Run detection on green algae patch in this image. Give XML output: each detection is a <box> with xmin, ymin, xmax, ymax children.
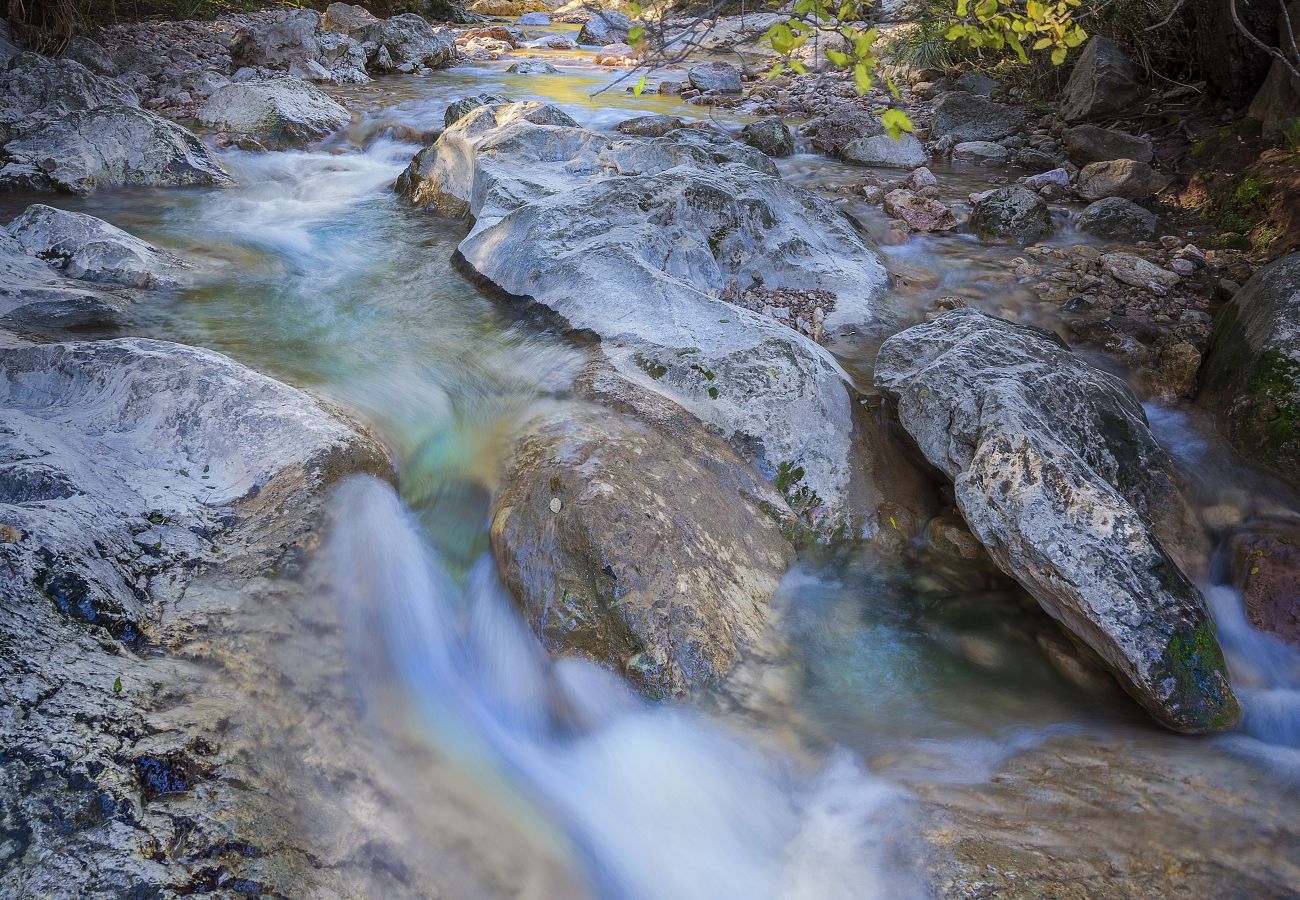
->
<box><xmin>1160</xmin><ymin>622</ymin><xmax>1241</xmax><ymax>732</ymax></box>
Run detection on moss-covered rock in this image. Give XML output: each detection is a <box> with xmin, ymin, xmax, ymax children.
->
<box><xmin>1200</xmin><ymin>252</ymin><xmax>1300</xmax><ymax>487</ymax></box>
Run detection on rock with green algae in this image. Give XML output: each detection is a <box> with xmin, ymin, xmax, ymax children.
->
<box><xmin>874</xmin><ymin>309</ymin><xmax>1239</xmax><ymax>733</ymax></box>
<box><xmin>1200</xmin><ymin>252</ymin><xmax>1300</xmax><ymax>489</ymax></box>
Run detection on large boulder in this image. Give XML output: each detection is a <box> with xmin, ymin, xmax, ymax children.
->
<box><xmin>322</xmin><ymin>2</ymin><xmax>384</xmax><ymax>45</ymax></box>
<box><xmin>931</xmin><ymin>91</ymin><xmax>1027</xmax><ymax>142</ymax></box>
<box><xmin>491</xmin><ymin>366</ymin><xmax>796</xmax><ymax>697</ymax></box>
<box><xmin>444</xmin><ymin>92</ymin><xmax>504</xmax><ymax>127</ymax></box>
<box><xmin>0</xmin><ymin>54</ymin><xmax>229</xmax><ymax>195</ymax></box>
<box><xmin>197</xmin><ymin>78</ymin><xmax>350</xmax><ymax>149</ymax></box>
<box><xmin>1060</xmin><ymin>36</ymin><xmax>1145</xmax><ymax>122</ymax></box>
<box><xmin>0</xmin><ymin>231</ymin><xmax>133</xmax><ymax>330</ymax></box>
<box><xmin>970</xmin><ymin>186</ymin><xmax>1053</xmax><ymax>244</ymax></box>
<box><xmin>1064</xmin><ymin>124</ymin><xmax>1153</xmax><ymax>166</ymax></box>
<box><xmin>841</xmin><ymin>132</ymin><xmax>928</xmax><ymax>168</ymax></box>
<box><xmin>398</xmin><ymin>102</ymin><xmax>896</xmax><ymax>529</ymax></box>
<box><xmin>808</xmin><ymin>103</ymin><xmax>881</xmax><ymax>155</ymax></box>
<box><xmin>577</xmin><ymin>10</ymin><xmax>631</xmax><ymax>45</ymax></box>
<box><xmin>228</xmin><ymin>8</ymin><xmax>370</xmax><ymax>83</ymax></box>
<box><xmin>1247</xmin><ymin>0</ymin><xmax>1300</xmax><ymax>139</ymax></box>
<box><xmin>376</xmin><ymin>13</ymin><xmax>457</xmax><ymax>70</ymax></box>
<box><xmin>1076</xmin><ymin>158</ymin><xmax>1169</xmax><ymax>201</ymax></box>
<box><xmin>1076</xmin><ymin>196</ymin><xmax>1157</xmax><ymax>241</ymax></box>
<box><xmin>687</xmin><ymin>61</ymin><xmax>742</xmax><ymax>93</ymax></box>
<box><xmin>1200</xmin><ymin>253</ymin><xmax>1300</xmax><ymax>487</ymax></box>
<box><xmin>1101</xmin><ymin>251</ymin><xmax>1179</xmax><ymax>289</ymax></box>
<box><xmin>7</xmin><ymin>204</ymin><xmax>191</xmax><ymax>288</ymax></box>
<box><xmin>875</xmin><ymin>309</ymin><xmax>1239</xmax><ymax>733</ymax></box>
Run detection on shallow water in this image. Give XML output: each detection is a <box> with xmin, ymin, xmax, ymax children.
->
<box><xmin>26</xmin><ymin>47</ymin><xmax>1300</xmax><ymax>896</ymax></box>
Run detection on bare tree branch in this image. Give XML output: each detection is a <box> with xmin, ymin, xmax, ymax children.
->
<box><xmin>1230</xmin><ymin>0</ymin><xmax>1300</xmax><ymax>82</ymax></box>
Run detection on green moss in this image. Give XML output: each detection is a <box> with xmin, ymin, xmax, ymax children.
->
<box><xmin>1164</xmin><ymin>621</ymin><xmax>1239</xmax><ymax>730</ymax></box>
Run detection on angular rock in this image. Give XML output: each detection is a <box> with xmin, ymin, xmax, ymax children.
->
<box><xmin>7</xmin><ymin>204</ymin><xmax>191</xmax><ymax>288</ymax></box>
<box><xmin>808</xmin><ymin>103</ymin><xmax>880</xmax><ymax>155</ymax></box>
<box><xmin>952</xmin><ymin>140</ymin><xmax>1008</xmax><ymax>164</ymax></box>
<box><xmin>229</xmin><ymin>8</ymin><xmax>369</xmax><ymax>84</ymax></box>
<box><xmin>883</xmin><ymin>188</ymin><xmax>957</xmax><ymax>232</ymax></box>
<box><xmin>875</xmin><ymin>309</ymin><xmax>1239</xmax><ymax>733</ymax></box>
<box><xmin>614</xmin><ymin>114</ymin><xmax>685</xmax><ymax>137</ymax></box>
<box><xmin>1101</xmin><ymin>251</ymin><xmax>1179</xmax><ymax>288</ymax></box>
<box><xmin>0</xmin><ymin>232</ymin><xmax>133</xmax><ymax>330</ymax></box>
<box><xmin>444</xmin><ymin>92</ymin><xmax>504</xmax><ymax>127</ymax></box>
<box><xmin>1228</xmin><ymin>521</ymin><xmax>1300</xmax><ymax>645</ymax></box>
<box><xmin>1076</xmin><ymin>196</ymin><xmax>1157</xmax><ymax>241</ymax></box>
<box><xmin>687</xmin><ymin>61</ymin><xmax>742</xmax><ymax>93</ymax></box>
<box><xmin>1201</xmin><ymin>252</ymin><xmax>1300</xmax><ymax>486</ymax></box>
<box><xmin>1076</xmin><ymin>158</ymin><xmax>1169</xmax><ymax>201</ymax></box>
<box><xmin>970</xmin><ymin>186</ymin><xmax>1053</xmax><ymax>244</ymax></box>
<box><xmin>1064</xmin><ymin>124</ymin><xmax>1153</xmax><ymax>166</ymax></box>
<box><xmin>932</xmin><ymin>91</ymin><xmax>1027</xmax><ymax>142</ymax></box>
<box><xmin>1060</xmin><ymin>36</ymin><xmax>1145</xmax><ymax>122</ymax></box>
<box><xmin>491</xmin><ymin>365</ymin><xmax>795</xmax><ymax>697</ymax></box>
<box><xmin>953</xmin><ymin>71</ymin><xmax>998</xmax><ymax>95</ymax></box>
<box><xmin>842</xmin><ymin>132</ymin><xmax>928</xmax><ymax>168</ymax></box>
<box><xmin>61</xmin><ymin>36</ymin><xmax>119</xmax><ymax>78</ymax></box>
<box><xmin>507</xmin><ymin>59</ymin><xmax>559</xmax><ymax>74</ymax></box>
<box><xmin>740</xmin><ymin>116</ymin><xmax>795</xmax><ymax>157</ymax></box>
<box><xmin>323</xmin><ymin>3</ymin><xmax>385</xmax><ymax>44</ymax></box>
<box><xmin>577</xmin><ymin>10</ymin><xmax>631</xmax><ymax>45</ymax></box>
<box><xmin>197</xmin><ymin>78</ymin><xmax>350</xmax><ymax>149</ymax></box>
<box><xmin>400</xmin><ymin>102</ymin><xmax>893</xmax><ymax>525</ymax></box>
<box><xmin>377</xmin><ymin>13</ymin><xmax>457</xmax><ymax>70</ymax></box>
<box><xmin>518</xmin><ymin>12</ymin><xmax>552</xmax><ymax>25</ymax></box>
<box><xmin>1023</xmin><ymin>167</ymin><xmax>1070</xmax><ymax>191</ymax></box>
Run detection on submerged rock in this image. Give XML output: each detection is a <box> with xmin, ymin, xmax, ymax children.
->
<box><xmin>507</xmin><ymin>59</ymin><xmax>559</xmax><ymax>75</ymax></box>
<box><xmin>883</xmin><ymin>188</ymin><xmax>957</xmax><ymax>232</ymax></box>
<box><xmin>1200</xmin><ymin>252</ymin><xmax>1300</xmax><ymax>487</ymax></box>
<box><xmin>875</xmin><ymin>309</ymin><xmax>1238</xmax><ymax>733</ymax></box>
<box><xmin>398</xmin><ymin>102</ymin><xmax>895</xmax><ymax>526</ymax></box>
<box><xmin>970</xmin><ymin>186</ymin><xmax>1053</xmax><ymax>244</ymax></box>
<box><xmin>0</xmin><ymin>54</ymin><xmax>229</xmax><ymax>195</ymax></box>
<box><xmin>7</xmin><ymin>204</ymin><xmax>191</xmax><ymax>288</ymax></box>
<box><xmin>1228</xmin><ymin>521</ymin><xmax>1300</xmax><ymax>646</ymax></box>
<box><xmin>1060</xmin><ymin>36</ymin><xmax>1145</xmax><ymax>122</ymax></box>
<box><xmin>491</xmin><ymin>366</ymin><xmax>796</xmax><ymax>697</ymax></box>
<box><xmin>197</xmin><ymin>78</ymin><xmax>350</xmax><ymax>149</ymax></box>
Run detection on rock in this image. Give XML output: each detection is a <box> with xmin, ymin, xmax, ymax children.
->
<box><xmin>952</xmin><ymin>140</ymin><xmax>1009</xmax><ymax>164</ymax></box>
<box><xmin>842</xmin><ymin>132</ymin><xmax>928</xmax><ymax>168</ymax></box>
<box><xmin>229</xmin><ymin>8</ymin><xmax>370</xmax><ymax>84</ymax></box>
<box><xmin>1023</xmin><ymin>167</ymin><xmax>1070</xmax><ymax>191</ymax></box>
<box><xmin>614</xmin><ymin>114</ymin><xmax>685</xmax><ymax>137</ymax></box>
<box><xmin>906</xmin><ymin>166</ymin><xmax>938</xmax><ymax>190</ymax></box>
<box><xmin>444</xmin><ymin>92</ymin><xmax>504</xmax><ymax>127</ymax></box>
<box><xmin>61</xmin><ymin>36</ymin><xmax>119</xmax><ymax>77</ymax></box>
<box><xmin>1100</xmin><ymin>251</ymin><xmax>1180</xmax><ymax>288</ymax></box>
<box><xmin>932</xmin><ymin>91</ymin><xmax>1027</xmax><ymax>142</ymax></box>
<box><xmin>7</xmin><ymin>205</ymin><xmax>191</xmax><ymax>288</ymax></box>
<box><xmin>535</xmin><ymin>33</ymin><xmax>577</xmax><ymax>49</ymax></box>
<box><xmin>1076</xmin><ymin>197</ymin><xmax>1157</xmax><ymax>241</ymax></box>
<box><xmin>808</xmin><ymin>103</ymin><xmax>880</xmax><ymax>155</ymax></box>
<box><xmin>970</xmin><ymin>186</ymin><xmax>1053</xmax><ymax>244</ymax></box>
<box><xmin>1247</xmin><ymin>0</ymin><xmax>1300</xmax><ymax>138</ymax></box>
<box><xmin>378</xmin><ymin>13</ymin><xmax>457</xmax><ymax>70</ymax></box>
<box><xmin>1064</xmin><ymin>124</ymin><xmax>1153</xmax><ymax>166</ymax></box>
<box><xmin>507</xmin><ymin>60</ymin><xmax>559</xmax><ymax>74</ymax></box>
<box><xmin>577</xmin><ymin>10</ymin><xmax>631</xmax><ymax>45</ymax></box>
<box><xmin>1016</xmin><ymin>147</ymin><xmax>1057</xmax><ymax>170</ymax></box>
<box><xmin>1228</xmin><ymin>522</ymin><xmax>1300</xmax><ymax>645</ymax></box>
<box><xmin>875</xmin><ymin>309</ymin><xmax>1239</xmax><ymax>733</ymax></box>
<box><xmin>197</xmin><ymin>78</ymin><xmax>350</xmax><ymax>149</ymax></box>
<box><xmin>0</xmin><ymin>20</ymin><xmax>19</xmax><ymax>66</ymax></box>
<box><xmin>1200</xmin><ymin>252</ymin><xmax>1300</xmax><ymax>486</ymax></box>
<box><xmin>0</xmin><ymin>231</ymin><xmax>134</xmax><ymax>330</ymax></box>
<box><xmin>322</xmin><ymin>2</ymin><xmax>383</xmax><ymax>44</ymax></box>
<box><xmin>491</xmin><ymin>366</ymin><xmax>795</xmax><ymax>697</ymax></box>
<box><xmin>687</xmin><ymin>61</ymin><xmax>742</xmax><ymax>93</ymax></box>
<box><xmin>518</xmin><ymin>12</ymin><xmax>552</xmax><ymax>25</ymax></box>
<box><xmin>466</xmin><ymin>0</ymin><xmax>542</xmax><ymax>14</ymax></box>
<box><xmin>953</xmin><ymin>71</ymin><xmax>998</xmax><ymax>95</ymax></box>
<box><xmin>1076</xmin><ymin>159</ymin><xmax>1169</xmax><ymax>202</ymax></box>
<box><xmin>1060</xmin><ymin>36</ymin><xmax>1145</xmax><ymax>122</ymax></box>
<box><xmin>400</xmin><ymin>102</ymin><xmax>895</xmax><ymax>527</ymax></box>
<box><xmin>0</xmin><ymin>52</ymin><xmax>137</xmax><ymax>128</ymax></box>
<box><xmin>883</xmin><ymin>188</ymin><xmax>957</xmax><ymax>232</ymax></box>
<box><xmin>740</xmin><ymin>116</ymin><xmax>795</xmax><ymax>157</ymax></box>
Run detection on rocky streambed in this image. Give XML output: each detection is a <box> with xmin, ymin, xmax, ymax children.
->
<box><xmin>1</xmin><ymin>4</ymin><xmax>1299</xmax><ymax>898</ymax></box>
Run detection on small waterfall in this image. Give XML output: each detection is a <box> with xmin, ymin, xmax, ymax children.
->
<box><xmin>1207</xmin><ymin>586</ymin><xmax>1300</xmax><ymax>748</ymax></box>
<box><xmin>324</xmin><ymin>476</ymin><xmax>924</xmax><ymax>900</ymax></box>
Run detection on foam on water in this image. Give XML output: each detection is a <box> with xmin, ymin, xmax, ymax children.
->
<box><xmin>325</xmin><ymin>475</ymin><xmax>924</xmax><ymax>900</ymax></box>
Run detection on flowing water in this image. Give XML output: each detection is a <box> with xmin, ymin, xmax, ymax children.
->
<box><xmin>15</xmin><ymin>47</ymin><xmax>1300</xmax><ymax>896</ymax></box>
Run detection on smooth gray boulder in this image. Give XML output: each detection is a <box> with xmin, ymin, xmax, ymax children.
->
<box><xmin>740</xmin><ymin>116</ymin><xmax>795</xmax><ymax>157</ymax></box>
<box><xmin>1200</xmin><ymin>253</ymin><xmax>1300</xmax><ymax>487</ymax></box>
<box><xmin>1076</xmin><ymin>196</ymin><xmax>1157</xmax><ymax>241</ymax></box>
<box><xmin>491</xmin><ymin>365</ymin><xmax>796</xmax><ymax>698</ymax></box>
<box><xmin>0</xmin><ymin>54</ymin><xmax>229</xmax><ymax>195</ymax></box>
<box><xmin>687</xmin><ymin>61</ymin><xmax>742</xmax><ymax>93</ymax></box>
<box><xmin>808</xmin><ymin>103</ymin><xmax>882</xmax><ymax>155</ymax></box>
<box><xmin>952</xmin><ymin>140</ymin><xmax>1009</xmax><ymax>164</ymax></box>
<box><xmin>932</xmin><ymin>91</ymin><xmax>1027</xmax><ymax>142</ymax></box>
<box><xmin>197</xmin><ymin>78</ymin><xmax>350</xmax><ymax>149</ymax></box>
<box><xmin>841</xmin><ymin>132</ymin><xmax>928</xmax><ymax>168</ymax></box>
<box><xmin>322</xmin><ymin>2</ymin><xmax>384</xmax><ymax>44</ymax></box>
<box><xmin>1076</xmin><ymin>158</ymin><xmax>1169</xmax><ymax>201</ymax></box>
<box><xmin>577</xmin><ymin>10</ymin><xmax>631</xmax><ymax>44</ymax></box>
<box><xmin>875</xmin><ymin>309</ymin><xmax>1239</xmax><ymax>733</ymax></box>
<box><xmin>1060</xmin><ymin>36</ymin><xmax>1144</xmax><ymax>122</ymax></box>
<box><xmin>0</xmin><ymin>232</ymin><xmax>133</xmax><ymax>330</ymax></box>
<box><xmin>507</xmin><ymin>60</ymin><xmax>559</xmax><ymax>74</ymax></box>
<box><xmin>518</xmin><ymin>12</ymin><xmax>551</xmax><ymax>25</ymax></box>
<box><xmin>398</xmin><ymin>101</ymin><xmax>892</xmax><ymax>528</ymax></box>
<box><xmin>7</xmin><ymin>204</ymin><xmax>191</xmax><ymax>288</ymax></box>
<box><xmin>970</xmin><ymin>186</ymin><xmax>1053</xmax><ymax>243</ymax></box>
<box><xmin>616</xmin><ymin>113</ymin><xmax>686</xmax><ymax>137</ymax></box>
<box><xmin>1064</xmin><ymin>124</ymin><xmax>1153</xmax><ymax>166</ymax></box>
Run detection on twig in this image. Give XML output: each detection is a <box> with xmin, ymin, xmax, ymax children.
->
<box><xmin>1230</xmin><ymin>0</ymin><xmax>1300</xmax><ymax>83</ymax></box>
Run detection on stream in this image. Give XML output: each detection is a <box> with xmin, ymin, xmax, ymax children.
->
<box><xmin>10</xmin><ymin>42</ymin><xmax>1300</xmax><ymax>897</ymax></box>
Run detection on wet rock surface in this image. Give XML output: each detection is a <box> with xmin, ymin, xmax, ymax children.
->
<box><xmin>970</xmin><ymin>186</ymin><xmax>1053</xmax><ymax>244</ymax></box>
<box><xmin>197</xmin><ymin>77</ymin><xmax>351</xmax><ymax>149</ymax></box>
<box><xmin>875</xmin><ymin>309</ymin><xmax>1238</xmax><ymax>732</ymax></box>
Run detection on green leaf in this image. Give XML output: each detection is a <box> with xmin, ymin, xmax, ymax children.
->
<box><xmin>789</xmin><ymin>59</ymin><xmax>807</xmax><ymax>74</ymax></box>
<box><xmin>628</xmin><ymin>24</ymin><xmax>644</xmax><ymax>44</ymax></box>
<box><xmin>825</xmin><ymin>49</ymin><xmax>850</xmax><ymax>66</ymax></box>
<box><xmin>956</xmin><ymin>0</ymin><xmax>969</xmax><ymax>14</ymax></box>
<box><xmin>767</xmin><ymin>61</ymin><xmax>786</xmax><ymax>78</ymax></box>
<box><xmin>1051</xmin><ymin>46</ymin><xmax>1067</xmax><ymax>64</ymax></box>
<box><xmin>1026</xmin><ymin>0</ymin><xmax>1044</xmax><ymax>19</ymax></box>
<box><xmin>853</xmin><ymin>61</ymin><xmax>872</xmax><ymax>95</ymax></box>
<box><xmin>944</xmin><ymin>23</ymin><xmax>967</xmax><ymax>41</ymax></box>
<box><xmin>881</xmin><ymin>108</ymin><xmax>914</xmax><ymax>139</ymax></box>
<box><xmin>1007</xmin><ymin>32</ymin><xmax>1027</xmax><ymax>62</ymax></box>
<box><xmin>633</xmin><ymin>74</ymin><xmax>647</xmax><ymax>96</ymax></box>
<box><xmin>113</xmin><ymin>676</ymin><xmax>122</xmax><ymax>694</ymax></box>
<box><xmin>975</xmin><ymin>0</ymin><xmax>999</xmax><ymax>19</ymax></box>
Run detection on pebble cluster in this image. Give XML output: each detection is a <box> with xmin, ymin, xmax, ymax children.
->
<box><xmin>722</xmin><ymin>282</ymin><xmax>837</xmax><ymax>343</ymax></box>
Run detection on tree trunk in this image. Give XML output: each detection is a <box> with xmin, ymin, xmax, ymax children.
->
<box><xmin>1190</xmin><ymin>0</ymin><xmax>1280</xmax><ymax>106</ymax></box>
